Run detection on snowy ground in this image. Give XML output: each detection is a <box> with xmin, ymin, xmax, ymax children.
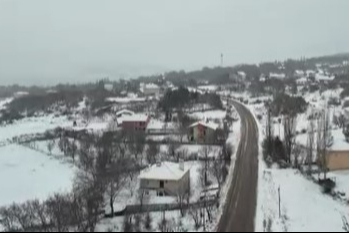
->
<box><xmin>0</xmin><ymin>114</ymin><xmax>72</xmax><ymax>142</ymax></box>
<box><xmin>188</xmin><ymin>109</ymin><xmax>226</xmax><ymax>121</ymax></box>
<box><xmin>245</xmin><ymin>89</ymin><xmax>349</xmax><ymax>232</ymax></box>
<box><xmin>329</xmin><ymin>170</ymin><xmax>349</xmax><ymax>199</ymax></box>
<box><xmin>256</xmin><ymin>166</ymin><xmax>348</xmax><ymax>232</ymax></box>
<box><xmin>0</xmin><ymin>144</ymin><xmax>75</xmax><ymax>207</ymax></box>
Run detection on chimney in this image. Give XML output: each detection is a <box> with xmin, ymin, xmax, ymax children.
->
<box><xmin>179</xmin><ymin>159</ymin><xmax>184</xmax><ymax>171</ymax></box>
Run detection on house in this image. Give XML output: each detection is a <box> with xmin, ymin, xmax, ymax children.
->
<box><xmin>325</xmin><ymin>151</ymin><xmax>349</xmax><ymax>171</ymax></box>
<box><xmin>188</xmin><ymin>121</ymin><xmax>219</xmax><ymax>143</ymax></box>
<box><xmin>122</xmin><ymin>114</ymin><xmax>150</xmax><ymax>131</ymax></box>
<box><xmin>138</xmin><ymin>161</ymin><xmax>190</xmax><ymax>196</ymax></box>
<box><xmin>315</xmin><ymin>73</ymin><xmax>335</xmax><ymax>84</ymax></box>
<box><xmin>296</xmin><ymin>77</ymin><xmax>309</xmax><ymax>86</ymax></box>
<box><xmin>104</xmin><ymin>83</ymin><xmax>114</xmax><ymax>92</ymax></box>
<box><xmin>141</xmin><ymin>83</ymin><xmax>160</xmax><ymax>96</ymax></box>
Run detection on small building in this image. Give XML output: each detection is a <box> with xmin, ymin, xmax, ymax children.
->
<box><xmin>326</xmin><ymin>151</ymin><xmax>349</xmax><ymax>171</ymax></box>
<box><xmin>122</xmin><ymin>114</ymin><xmax>150</xmax><ymax>131</ymax></box>
<box><xmin>296</xmin><ymin>77</ymin><xmax>309</xmax><ymax>86</ymax></box>
<box><xmin>141</xmin><ymin>83</ymin><xmax>160</xmax><ymax>96</ymax></box>
<box><xmin>188</xmin><ymin>121</ymin><xmax>219</xmax><ymax>143</ymax></box>
<box><xmin>104</xmin><ymin>83</ymin><xmax>114</xmax><ymax>92</ymax></box>
<box><xmin>138</xmin><ymin>162</ymin><xmax>190</xmax><ymax>196</ymax></box>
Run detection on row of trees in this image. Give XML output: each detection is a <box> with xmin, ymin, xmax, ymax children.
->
<box><xmin>263</xmin><ymin>106</ymin><xmax>333</xmax><ymax>180</ymax></box>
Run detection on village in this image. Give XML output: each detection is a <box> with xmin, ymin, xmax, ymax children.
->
<box><xmin>0</xmin><ymin>55</ymin><xmax>349</xmax><ymax>231</ymax></box>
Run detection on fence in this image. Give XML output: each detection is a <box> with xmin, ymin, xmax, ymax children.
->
<box><xmin>105</xmin><ymin>199</ymin><xmax>218</xmax><ymax>218</ymax></box>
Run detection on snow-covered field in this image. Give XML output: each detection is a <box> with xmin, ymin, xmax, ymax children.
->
<box><xmin>247</xmin><ymin>89</ymin><xmax>349</xmax><ymax>232</ymax></box>
<box><xmin>330</xmin><ymin>170</ymin><xmax>349</xmax><ymax>198</ymax></box>
<box><xmin>0</xmin><ymin>144</ymin><xmax>75</xmax><ymax>207</ymax></box>
<box><xmin>256</xmin><ymin>166</ymin><xmax>348</xmax><ymax>232</ymax></box>
<box><xmin>189</xmin><ymin>109</ymin><xmax>226</xmax><ymax>121</ymax></box>
<box><xmin>0</xmin><ymin>115</ymin><xmax>72</xmax><ymax>142</ymax></box>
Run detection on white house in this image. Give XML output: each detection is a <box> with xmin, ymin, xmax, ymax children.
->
<box><xmin>296</xmin><ymin>77</ymin><xmax>308</xmax><ymax>86</ymax></box>
<box><xmin>104</xmin><ymin>83</ymin><xmax>114</xmax><ymax>92</ymax></box>
<box><xmin>138</xmin><ymin>162</ymin><xmax>190</xmax><ymax>196</ymax></box>
<box><xmin>315</xmin><ymin>73</ymin><xmax>335</xmax><ymax>84</ymax></box>
<box><xmin>141</xmin><ymin>83</ymin><xmax>161</xmax><ymax>96</ymax></box>
<box><xmin>269</xmin><ymin>72</ymin><xmax>286</xmax><ymax>79</ymax></box>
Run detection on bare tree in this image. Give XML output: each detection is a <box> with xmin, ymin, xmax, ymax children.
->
<box><xmin>45</xmin><ymin>193</ymin><xmax>72</xmax><ymax>232</ymax></box>
<box><xmin>146</xmin><ymin>142</ymin><xmax>159</xmax><ymax>165</ymax></box>
<box><xmin>189</xmin><ymin>206</ymin><xmax>202</xmax><ymax>230</ymax></box>
<box><xmin>47</xmin><ymin>140</ymin><xmax>55</xmax><ymax>155</ymax></box>
<box><xmin>210</xmin><ymin>152</ymin><xmax>224</xmax><ymax>191</ymax></box>
<box><xmin>343</xmin><ymin>216</ymin><xmax>349</xmax><ymax>232</ymax></box>
<box><xmin>123</xmin><ymin>215</ymin><xmax>133</xmax><ymax>232</ymax></box>
<box><xmin>168</xmin><ymin>140</ymin><xmax>181</xmax><ymax>162</ymax></box>
<box><xmin>144</xmin><ymin>212</ymin><xmax>152</xmax><ymax>231</ymax></box>
<box><xmin>128</xmin><ymin>132</ymin><xmax>146</xmax><ymax>161</ymax></box>
<box><xmin>318</xmin><ymin>109</ymin><xmax>333</xmax><ymax>180</ymax></box>
<box><xmin>200</xmin><ymin>146</ymin><xmax>213</xmax><ymax>186</ymax></box>
<box><xmin>306</xmin><ymin>118</ymin><xmax>315</xmax><ymax>175</ymax></box>
<box><xmin>283</xmin><ymin>114</ymin><xmax>297</xmax><ymax>164</ymax></box>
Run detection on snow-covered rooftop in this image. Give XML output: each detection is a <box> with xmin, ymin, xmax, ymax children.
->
<box><xmin>315</xmin><ymin>73</ymin><xmax>335</xmax><ymax>82</ymax></box>
<box><xmin>138</xmin><ymin>162</ymin><xmax>190</xmax><ymax>181</ymax></box>
<box><xmin>116</xmin><ymin>109</ymin><xmax>134</xmax><ymax>116</ymax></box>
<box><xmin>269</xmin><ymin>72</ymin><xmax>286</xmax><ymax>79</ymax></box>
<box><xmin>144</xmin><ymin>83</ymin><xmax>160</xmax><ymax>89</ymax></box>
<box><xmin>189</xmin><ymin>121</ymin><xmax>219</xmax><ymax>130</ymax></box>
<box><xmin>122</xmin><ymin>114</ymin><xmax>149</xmax><ymax>122</ymax></box>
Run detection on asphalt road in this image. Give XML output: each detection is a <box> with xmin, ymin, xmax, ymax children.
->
<box><xmin>217</xmin><ymin>100</ymin><xmax>259</xmax><ymax>232</ymax></box>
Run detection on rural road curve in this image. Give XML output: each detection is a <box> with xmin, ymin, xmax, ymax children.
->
<box><xmin>217</xmin><ymin>100</ymin><xmax>259</xmax><ymax>232</ymax></box>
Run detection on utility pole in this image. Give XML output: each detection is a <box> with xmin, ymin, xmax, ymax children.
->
<box><xmin>221</xmin><ymin>53</ymin><xmax>224</xmax><ymax>67</ymax></box>
<box><xmin>278</xmin><ymin>186</ymin><xmax>281</xmax><ymax>218</ymax></box>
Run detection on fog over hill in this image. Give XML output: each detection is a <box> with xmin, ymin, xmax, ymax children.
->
<box><xmin>1</xmin><ymin>0</ymin><xmax>349</xmax><ymax>85</ymax></box>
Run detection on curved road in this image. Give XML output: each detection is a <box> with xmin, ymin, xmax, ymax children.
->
<box><xmin>217</xmin><ymin>100</ymin><xmax>259</xmax><ymax>232</ymax></box>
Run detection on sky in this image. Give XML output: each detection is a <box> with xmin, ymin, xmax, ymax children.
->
<box><xmin>1</xmin><ymin>0</ymin><xmax>349</xmax><ymax>86</ymax></box>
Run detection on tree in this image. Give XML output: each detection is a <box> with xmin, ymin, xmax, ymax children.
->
<box><xmin>189</xmin><ymin>206</ymin><xmax>202</xmax><ymax>230</ymax></box>
<box><xmin>128</xmin><ymin>132</ymin><xmax>146</xmax><ymax>161</ymax></box>
<box><xmin>200</xmin><ymin>146</ymin><xmax>212</xmax><ymax>186</ymax></box>
<box><xmin>343</xmin><ymin>124</ymin><xmax>349</xmax><ymax>142</ymax></box>
<box><xmin>123</xmin><ymin>215</ymin><xmax>133</xmax><ymax>232</ymax></box>
<box><xmin>283</xmin><ymin>114</ymin><xmax>297</xmax><ymax>164</ymax></box>
<box><xmin>210</xmin><ymin>149</ymin><xmax>225</xmax><ymax>191</ymax></box>
<box><xmin>264</xmin><ymin>107</ymin><xmax>274</xmax><ymax>163</ymax></box>
<box><xmin>317</xmin><ymin>109</ymin><xmax>333</xmax><ymax>180</ymax></box>
<box><xmin>144</xmin><ymin>212</ymin><xmax>152</xmax><ymax>231</ymax></box>
<box><xmin>168</xmin><ymin>140</ymin><xmax>180</xmax><ymax>162</ymax></box>
<box><xmin>47</xmin><ymin>140</ymin><xmax>55</xmax><ymax>155</ymax></box>
<box><xmin>306</xmin><ymin>117</ymin><xmax>315</xmax><ymax>175</ymax></box>
<box><xmin>177</xmin><ymin>111</ymin><xmax>193</xmax><ymax>143</ymax></box>
<box><xmin>146</xmin><ymin>142</ymin><xmax>159</xmax><ymax>165</ymax></box>
<box><xmin>343</xmin><ymin>216</ymin><xmax>349</xmax><ymax>232</ymax></box>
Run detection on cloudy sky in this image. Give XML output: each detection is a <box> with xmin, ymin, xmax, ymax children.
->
<box><xmin>1</xmin><ymin>0</ymin><xmax>349</xmax><ymax>85</ymax></box>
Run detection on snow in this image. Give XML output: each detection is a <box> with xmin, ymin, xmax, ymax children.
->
<box><xmin>0</xmin><ymin>144</ymin><xmax>75</xmax><ymax>207</ymax></box>
<box><xmin>329</xmin><ymin>170</ymin><xmax>349</xmax><ymax>198</ymax></box>
<box><xmin>106</xmin><ymin>96</ymin><xmax>146</xmax><ymax>103</ymax></box>
<box><xmin>121</xmin><ymin>114</ymin><xmax>149</xmax><ymax>122</ymax></box>
<box><xmin>189</xmin><ymin>121</ymin><xmax>219</xmax><ymax>130</ymax></box>
<box><xmin>0</xmin><ymin>98</ymin><xmax>13</xmax><ymax>110</ymax></box>
<box><xmin>0</xmin><ymin>115</ymin><xmax>71</xmax><ymax>142</ymax></box>
<box><xmin>256</xmin><ymin>168</ymin><xmax>348</xmax><ymax>232</ymax></box>
<box><xmin>315</xmin><ymin>73</ymin><xmax>335</xmax><ymax>82</ymax></box>
<box><xmin>198</xmin><ymin>85</ymin><xmax>218</xmax><ymax>92</ymax></box>
<box><xmin>188</xmin><ymin>110</ymin><xmax>226</xmax><ymax>120</ymax></box>
<box><xmin>270</xmin><ymin>72</ymin><xmax>286</xmax><ymax>79</ymax></box>
<box><xmin>138</xmin><ymin>162</ymin><xmax>190</xmax><ymax>181</ymax></box>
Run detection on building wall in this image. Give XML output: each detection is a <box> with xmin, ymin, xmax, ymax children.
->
<box><xmin>139</xmin><ymin>170</ymin><xmax>190</xmax><ymax>196</ymax></box>
<box><xmin>122</xmin><ymin>117</ymin><xmax>150</xmax><ymax>131</ymax></box>
<box><xmin>190</xmin><ymin>125</ymin><xmax>216</xmax><ymax>143</ymax></box>
<box><xmin>143</xmin><ymin>87</ymin><xmax>160</xmax><ymax>96</ymax></box>
<box><xmin>326</xmin><ymin>151</ymin><xmax>349</xmax><ymax>171</ymax></box>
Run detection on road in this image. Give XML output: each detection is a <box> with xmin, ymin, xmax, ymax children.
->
<box><xmin>217</xmin><ymin>100</ymin><xmax>259</xmax><ymax>232</ymax></box>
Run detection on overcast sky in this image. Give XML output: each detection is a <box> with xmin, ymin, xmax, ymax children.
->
<box><xmin>1</xmin><ymin>0</ymin><xmax>349</xmax><ymax>86</ymax></box>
